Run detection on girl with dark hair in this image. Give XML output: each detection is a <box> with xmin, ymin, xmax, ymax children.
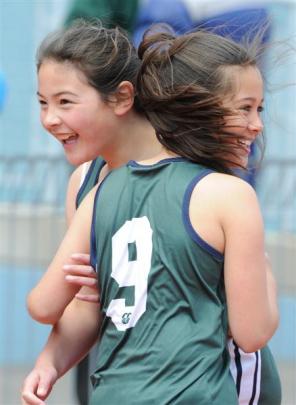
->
<box><xmin>22</xmin><ymin>21</ymin><xmax>280</xmax><ymax>405</ymax></box>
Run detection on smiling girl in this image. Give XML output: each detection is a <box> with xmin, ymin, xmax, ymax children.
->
<box><xmin>22</xmin><ymin>21</ymin><xmax>280</xmax><ymax>405</ymax></box>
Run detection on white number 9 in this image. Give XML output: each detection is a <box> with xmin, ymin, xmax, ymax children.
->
<box><xmin>106</xmin><ymin>216</ymin><xmax>153</xmax><ymax>331</ymax></box>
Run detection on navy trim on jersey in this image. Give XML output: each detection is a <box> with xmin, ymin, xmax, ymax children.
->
<box><xmin>90</xmin><ymin>171</ymin><xmax>112</xmax><ymax>270</ymax></box>
<box><xmin>128</xmin><ymin>157</ymin><xmax>187</xmax><ymax>168</ymax></box>
<box><xmin>90</xmin><ymin>187</ymin><xmax>99</xmax><ymax>270</ymax></box>
<box><xmin>249</xmin><ymin>351</ymin><xmax>259</xmax><ymax>405</ymax></box>
<box><xmin>234</xmin><ymin>341</ymin><xmax>243</xmax><ymax>396</ymax></box>
<box><xmin>76</xmin><ymin>158</ymin><xmax>105</xmax><ymax>209</ymax></box>
<box><xmin>182</xmin><ymin>170</ymin><xmax>224</xmax><ymax>262</ymax></box>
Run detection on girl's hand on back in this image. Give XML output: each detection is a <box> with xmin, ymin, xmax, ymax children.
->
<box><xmin>63</xmin><ymin>253</ymin><xmax>100</xmax><ymax>303</ymax></box>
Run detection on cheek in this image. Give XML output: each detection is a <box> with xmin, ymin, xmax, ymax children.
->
<box><xmin>40</xmin><ymin>110</ymin><xmax>49</xmax><ymax>130</ymax></box>
<box><xmin>226</xmin><ymin>116</ymin><xmax>247</xmax><ymax>132</ymax></box>
<box><xmin>63</xmin><ymin>111</ymin><xmax>85</xmax><ymax>130</ymax></box>
<box><xmin>74</xmin><ymin>108</ymin><xmax>99</xmax><ymax>127</ymax></box>
<box><xmin>85</xmin><ymin>113</ymin><xmax>112</xmax><ymax>136</ymax></box>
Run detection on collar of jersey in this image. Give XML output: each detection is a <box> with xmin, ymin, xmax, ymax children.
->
<box><xmin>128</xmin><ymin>157</ymin><xmax>188</xmax><ymax>168</ymax></box>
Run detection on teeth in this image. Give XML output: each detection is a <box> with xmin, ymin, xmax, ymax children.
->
<box><xmin>64</xmin><ymin>135</ymin><xmax>76</xmax><ymax>140</ymax></box>
<box><xmin>59</xmin><ymin>134</ymin><xmax>77</xmax><ymax>141</ymax></box>
<box><xmin>63</xmin><ymin>135</ymin><xmax>78</xmax><ymax>144</ymax></box>
<box><xmin>52</xmin><ymin>132</ymin><xmax>76</xmax><ymax>139</ymax></box>
<box><xmin>238</xmin><ymin>139</ymin><xmax>250</xmax><ymax>146</ymax></box>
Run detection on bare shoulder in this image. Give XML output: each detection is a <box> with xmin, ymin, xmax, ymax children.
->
<box><xmin>201</xmin><ymin>173</ymin><xmax>263</xmax><ymax>238</ymax></box>
<box><xmin>191</xmin><ymin>172</ymin><xmax>258</xmax><ymax>211</ymax></box>
<box><xmin>66</xmin><ymin>162</ymin><xmax>91</xmax><ymax>225</ymax></box>
<box><xmin>212</xmin><ymin>173</ymin><xmax>259</xmax><ymax>214</ymax></box>
<box><xmin>67</xmin><ymin>162</ymin><xmax>91</xmax><ymax>196</ymax></box>
<box><xmin>189</xmin><ymin>172</ymin><xmax>262</xmax><ymax>252</ymax></box>
<box><xmin>194</xmin><ymin>171</ymin><xmax>256</xmax><ymax>194</ymax></box>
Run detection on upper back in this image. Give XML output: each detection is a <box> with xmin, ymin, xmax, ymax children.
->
<box><xmin>91</xmin><ymin>157</ymin><xmax>224</xmax><ymax>284</ymax></box>
<box><xmin>89</xmin><ymin>157</ymin><xmax>237</xmax><ymax>403</ymax></box>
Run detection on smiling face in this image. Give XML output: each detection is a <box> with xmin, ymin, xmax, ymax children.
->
<box><xmin>37</xmin><ymin>60</ymin><xmax>117</xmax><ymax>165</ymax></box>
<box><xmin>222</xmin><ymin>65</ymin><xmax>264</xmax><ymax>168</ymax></box>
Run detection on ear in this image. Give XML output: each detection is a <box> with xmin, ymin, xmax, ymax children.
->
<box><xmin>113</xmin><ymin>81</ymin><xmax>135</xmax><ymax>116</ymax></box>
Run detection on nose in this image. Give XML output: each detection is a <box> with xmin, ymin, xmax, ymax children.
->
<box><xmin>41</xmin><ymin>107</ymin><xmax>62</xmax><ymax>130</ymax></box>
<box><xmin>247</xmin><ymin>114</ymin><xmax>263</xmax><ymax>136</ymax></box>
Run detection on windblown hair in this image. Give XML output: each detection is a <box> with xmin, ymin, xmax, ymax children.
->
<box><xmin>36</xmin><ymin>18</ymin><xmax>143</xmax><ymax>112</ymax></box>
<box><xmin>137</xmin><ymin>24</ymin><xmax>265</xmax><ymax>173</ymax></box>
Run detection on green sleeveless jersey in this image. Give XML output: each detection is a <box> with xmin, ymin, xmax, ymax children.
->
<box><xmin>77</xmin><ymin>157</ymin><xmax>281</xmax><ymax>405</ymax></box>
<box><xmin>89</xmin><ymin>158</ymin><xmax>238</xmax><ymax>404</ymax></box>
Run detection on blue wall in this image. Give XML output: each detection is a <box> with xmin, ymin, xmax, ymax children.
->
<box><xmin>0</xmin><ymin>0</ymin><xmax>70</xmax><ymax>156</ymax></box>
<box><xmin>0</xmin><ymin>266</ymin><xmax>51</xmax><ymax>365</ymax></box>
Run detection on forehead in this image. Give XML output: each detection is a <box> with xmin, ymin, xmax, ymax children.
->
<box><xmin>38</xmin><ymin>59</ymin><xmax>88</xmax><ymax>86</ymax></box>
<box><xmin>228</xmin><ymin>65</ymin><xmax>264</xmax><ymax>101</ymax></box>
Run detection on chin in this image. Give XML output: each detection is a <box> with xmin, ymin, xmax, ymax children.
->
<box><xmin>235</xmin><ymin>157</ymin><xmax>248</xmax><ymax>169</ymax></box>
<box><xmin>65</xmin><ymin>154</ymin><xmax>84</xmax><ymax>167</ymax></box>
<box><xmin>67</xmin><ymin>151</ymin><xmax>98</xmax><ymax>167</ymax></box>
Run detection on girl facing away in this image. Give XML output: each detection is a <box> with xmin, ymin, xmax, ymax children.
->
<box><xmin>22</xmin><ymin>20</ymin><xmax>281</xmax><ymax>405</ymax></box>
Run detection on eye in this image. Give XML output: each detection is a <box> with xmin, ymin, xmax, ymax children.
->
<box><xmin>239</xmin><ymin>105</ymin><xmax>251</xmax><ymax>112</ymax></box>
<box><xmin>38</xmin><ymin>99</ymin><xmax>47</xmax><ymax>107</ymax></box>
<box><xmin>258</xmin><ymin>105</ymin><xmax>264</xmax><ymax>113</ymax></box>
<box><xmin>59</xmin><ymin>98</ymin><xmax>71</xmax><ymax>105</ymax></box>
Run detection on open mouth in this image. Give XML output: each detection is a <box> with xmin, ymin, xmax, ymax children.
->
<box><xmin>237</xmin><ymin>139</ymin><xmax>251</xmax><ymax>147</ymax></box>
<box><xmin>237</xmin><ymin>139</ymin><xmax>252</xmax><ymax>156</ymax></box>
<box><xmin>61</xmin><ymin>134</ymin><xmax>78</xmax><ymax>145</ymax></box>
<box><xmin>238</xmin><ymin>139</ymin><xmax>251</xmax><ymax>149</ymax></box>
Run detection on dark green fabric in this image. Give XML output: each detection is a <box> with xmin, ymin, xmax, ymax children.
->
<box><xmin>90</xmin><ymin>159</ymin><xmax>237</xmax><ymax>404</ymax></box>
<box><xmin>75</xmin><ymin>157</ymin><xmax>281</xmax><ymax>404</ymax></box>
<box><xmin>65</xmin><ymin>0</ymin><xmax>139</xmax><ymax>34</ymax></box>
<box><xmin>258</xmin><ymin>346</ymin><xmax>282</xmax><ymax>405</ymax></box>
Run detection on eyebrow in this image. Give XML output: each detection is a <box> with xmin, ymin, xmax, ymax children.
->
<box><xmin>238</xmin><ymin>97</ymin><xmax>264</xmax><ymax>103</ymax></box>
<box><xmin>36</xmin><ymin>91</ymin><xmax>78</xmax><ymax>98</ymax></box>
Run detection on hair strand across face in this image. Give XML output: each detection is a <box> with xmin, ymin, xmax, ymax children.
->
<box><xmin>137</xmin><ymin>24</ymin><xmax>266</xmax><ymax>173</ymax></box>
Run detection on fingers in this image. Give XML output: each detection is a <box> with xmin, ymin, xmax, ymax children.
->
<box><xmin>22</xmin><ymin>391</ymin><xmax>46</xmax><ymax>405</ymax></box>
<box><xmin>75</xmin><ymin>292</ymin><xmax>100</xmax><ymax>303</ymax></box>
<box><xmin>70</xmin><ymin>253</ymin><xmax>91</xmax><ymax>264</ymax></box>
<box><xmin>65</xmin><ymin>275</ymin><xmax>98</xmax><ymax>288</ymax></box>
<box><xmin>63</xmin><ymin>256</ymin><xmax>99</xmax><ymax>299</ymax></box>
<box><xmin>21</xmin><ymin>367</ymin><xmax>57</xmax><ymax>405</ymax></box>
<box><xmin>63</xmin><ymin>264</ymin><xmax>97</xmax><ymax>278</ymax></box>
<box><xmin>21</xmin><ymin>371</ymin><xmax>54</xmax><ymax>405</ymax></box>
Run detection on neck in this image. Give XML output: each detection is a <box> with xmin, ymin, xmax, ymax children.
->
<box><xmin>103</xmin><ymin>113</ymin><xmax>163</xmax><ymax>170</ymax></box>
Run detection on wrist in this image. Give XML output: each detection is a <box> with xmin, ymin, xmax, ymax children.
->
<box><xmin>34</xmin><ymin>349</ymin><xmax>62</xmax><ymax>379</ymax></box>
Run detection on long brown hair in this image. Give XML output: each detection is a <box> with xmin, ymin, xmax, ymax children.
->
<box><xmin>36</xmin><ymin>18</ymin><xmax>143</xmax><ymax>113</ymax></box>
<box><xmin>137</xmin><ymin>25</ymin><xmax>265</xmax><ymax>173</ymax></box>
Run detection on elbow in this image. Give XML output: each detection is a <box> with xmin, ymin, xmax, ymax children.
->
<box><xmin>27</xmin><ymin>305</ymin><xmax>63</xmax><ymax>325</ymax></box>
<box><xmin>27</xmin><ymin>292</ymin><xmax>63</xmax><ymax>325</ymax></box>
<box><xmin>235</xmin><ymin>336</ymin><xmax>268</xmax><ymax>353</ymax></box>
<box><xmin>233</xmin><ymin>321</ymin><xmax>279</xmax><ymax>353</ymax></box>
<box><xmin>230</xmin><ymin>305</ymin><xmax>280</xmax><ymax>353</ymax></box>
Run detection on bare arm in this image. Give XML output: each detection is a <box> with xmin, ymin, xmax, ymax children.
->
<box><xmin>22</xmin><ymin>166</ymin><xmax>100</xmax><ymax>404</ymax></box>
<box><xmin>65</xmin><ymin>164</ymin><xmax>87</xmax><ymax>226</ymax></box>
<box><xmin>190</xmin><ymin>174</ymin><xmax>279</xmax><ymax>353</ymax></box>
<box><xmin>22</xmin><ymin>298</ymin><xmax>100</xmax><ymax>405</ymax></box>
<box><xmin>264</xmin><ymin>252</ymin><xmax>279</xmax><ymax>331</ymax></box>
<box><xmin>221</xmin><ymin>177</ymin><xmax>278</xmax><ymax>351</ymax></box>
<box><xmin>65</xmin><ymin>163</ymin><xmax>100</xmax><ymax>302</ymax></box>
<box><xmin>27</xmin><ymin>184</ymin><xmax>98</xmax><ymax>324</ymax></box>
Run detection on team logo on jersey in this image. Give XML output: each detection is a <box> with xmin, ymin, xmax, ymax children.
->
<box><xmin>122</xmin><ymin>312</ymin><xmax>132</xmax><ymax>324</ymax></box>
